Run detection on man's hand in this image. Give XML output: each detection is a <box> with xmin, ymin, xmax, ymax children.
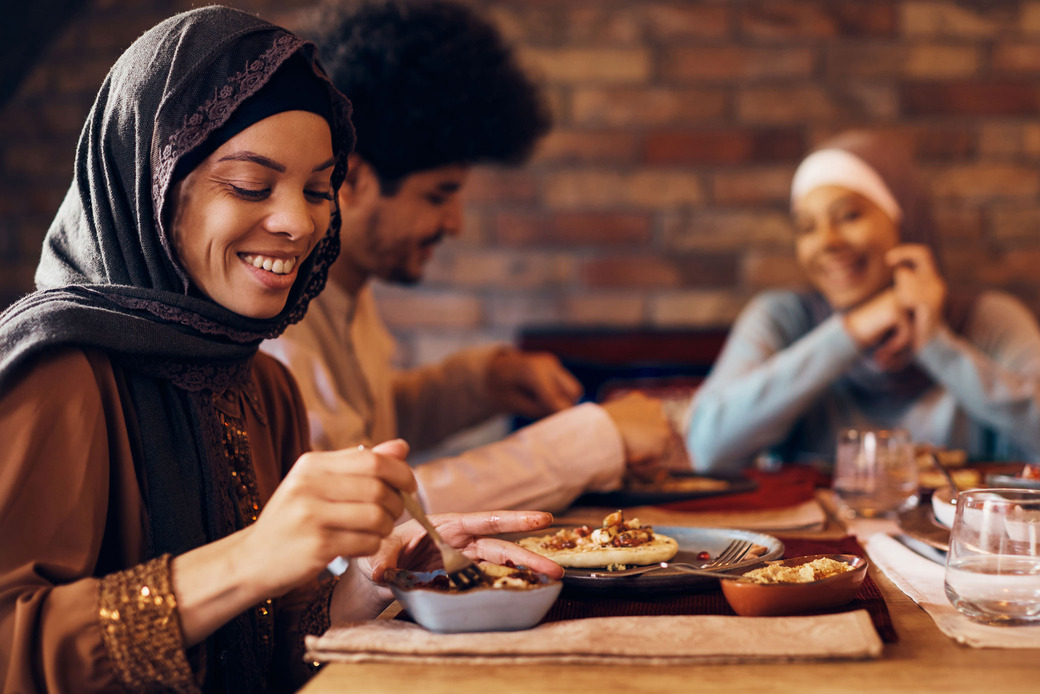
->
<box><xmin>600</xmin><ymin>391</ymin><xmax>678</xmax><ymax>474</ymax></box>
<box><xmin>486</xmin><ymin>348</ymin><xmax>582</xmax><ymax>419</ymax></box>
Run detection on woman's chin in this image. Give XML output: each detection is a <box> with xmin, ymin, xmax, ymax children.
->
<box><xmin>825</xmin><ymin>284</ymin><xmax>889</xmax><ymax>312</ymax></box>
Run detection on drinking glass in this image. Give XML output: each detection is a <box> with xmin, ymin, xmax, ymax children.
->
<box><xmin>832</xmin><ymin>428</ymin><xmax>918</xmax><ymax>518</ymax></box>
<box><xmin>944</xmin><ymin>488</ymin><xmax>1040</xmax><ymax>625</ymax></box>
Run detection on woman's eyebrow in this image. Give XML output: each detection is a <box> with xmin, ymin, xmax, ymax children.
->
<box><xmin>313</xmin><ymin>157</ymin><xmax>336</xmax><ymax>173</ymax></box>
<box><xmin>827</xmin><ymin>196</ymin><xmax>857</xmax><ymax>216</ymax></box>
<box><xmin>218</xmin><ymin>151</ymin><xmax>285</xmax><ymax>172</ymax></box>
<box><xmin>216</xmin><ymin>152</ymin><xmax>336</xmax><ymax>174</ymax></box>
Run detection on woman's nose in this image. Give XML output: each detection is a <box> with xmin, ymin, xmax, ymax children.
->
<box><xmin>816</xmin><ymin>219</ymin><xmax>846</xmax><ymax>247</ymax></box>
<box><xmin>265</xmin><ymin>194</ymin><xmax>321</xmax><ymax>239</ymax></box>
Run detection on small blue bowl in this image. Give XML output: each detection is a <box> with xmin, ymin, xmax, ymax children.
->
<box><xmin>384</xmin><ymin>567</ymin><xmax>562</xmax><ymax>633</ymax></box>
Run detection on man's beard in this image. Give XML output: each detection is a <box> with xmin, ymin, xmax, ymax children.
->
<box><xmin>363</xmin><ymin>210</ymin><xmax>432</xmax><ymax>286</ymax></box>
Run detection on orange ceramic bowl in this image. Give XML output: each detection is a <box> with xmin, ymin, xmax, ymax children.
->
<box><xmin>720</xmin><ymin>554</ymin><xmax>868</xmax><ymax>617</ymax></box>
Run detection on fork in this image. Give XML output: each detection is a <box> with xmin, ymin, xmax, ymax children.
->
<box><xmin>400</xmin><ymin>492</ymin><xmax>488</xmax><ymax>590</ymax></box>
<box><xmin>589</xmin><ymin>538</ymin><xmax>755</xmax><ymax>579</ymax></box>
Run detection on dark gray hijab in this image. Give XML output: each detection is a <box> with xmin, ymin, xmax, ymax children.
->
<box><xmin>792</xmin><ymin>131</ymin><xmax>974</xmax><ymax>405</ymax></box>
<box><xmin>0</xmin><ymin>6</ymin><xmax>354</xmax><ymax>692</ymax></box>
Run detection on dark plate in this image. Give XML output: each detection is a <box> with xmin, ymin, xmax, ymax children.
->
<box><xmin>573</xmin><ymin>474</ymin><xmax>757</xmax><ymax>507</ymax></box>
<box><xmin>506</xmin><ymin>525</ymin><xmax>783</xmax><ymax>595</ymax></box>
<box><xmin>896</xmin><ymin>502</ymin><xmax>950</xmax><ymax>552</ymax></box>
<box><xmin>984</xmin><ymin>473</ymin><xmax>1040</xmax><ymax>491</ymax></box>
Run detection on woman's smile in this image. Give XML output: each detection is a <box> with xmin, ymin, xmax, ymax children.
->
<box><xmin>239</xmin><ymin>252</ymin><xmax>303</xmax><ymax>290</ymax></box>
<box><xmin>241</xmin><ymin>253</ymin><xmax>298</xmax><ymax>276</ymax></box>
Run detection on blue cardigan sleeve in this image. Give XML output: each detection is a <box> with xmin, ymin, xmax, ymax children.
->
<box><xmin>686</xmin><ymin>291</ymin><xmax>860</xmax><ymax>475</ymax></box>
<box><xmin>916</xmin><ymin>290</ymin><xmax>1040</xmax><ymax>460</ymax></box>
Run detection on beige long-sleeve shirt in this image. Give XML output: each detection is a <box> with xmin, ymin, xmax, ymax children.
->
<box><xmin>262</xmin><ymin>282</ymin><xmax>626</xmax><ymax>513</ymax></box>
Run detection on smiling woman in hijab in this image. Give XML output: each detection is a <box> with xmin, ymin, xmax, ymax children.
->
<box><xmin>686</xmin><ymin>130</ymin><xmax>1040</xmax><ymax>474</ymax></box>
<box><xmin>0</xmin><ymin>7</ymin><xmax>560</xmax><ymax>693</ymax></box>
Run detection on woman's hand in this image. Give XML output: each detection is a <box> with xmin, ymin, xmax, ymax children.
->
<box><xmin>843</xmin><ymin>242</ymin><xmax>946</xmax><ymax>370</ymax></box>
<box><xmin>886</xmin><ymin>244</ymin><xmax>947</xmax><ymax>351</ymax></box>
<box><xmin>172</xmin><ymin>440</ymin><xmax>416</xmax><ymax>645</ymax></box>
<box><xmin>236</xmin><ymin>439</ymin><xmax>416</xmax><ymax>598</ymax></box>
<box><xmin>367</xmin><ymin>510</ymin><xmax>563</xmax><ymax>580</ymax></box>
<box><xmin>342</xmin><ymin>510</ymin><xmax>564</xmax><ymax>606</ymax></box>
<box><xmin>843</xmin><ymin>289</ymin><xmax>914</xmax><ymax>370</ymax></box>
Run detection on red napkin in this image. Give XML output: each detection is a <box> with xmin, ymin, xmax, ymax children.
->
<box><xmin>658</xmin><ymin>465</ymin><xmax>829</xmax><ymax>513</ymax></box>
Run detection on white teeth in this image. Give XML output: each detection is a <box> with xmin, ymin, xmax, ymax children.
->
<box><xmin>243</xmin><ymin>254</ymin><xmax>296</xmax><ymax>275</ymax></box>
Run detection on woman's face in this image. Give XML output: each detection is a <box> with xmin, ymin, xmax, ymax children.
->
<box><xmin>792</xmin><ymin>185</ymin><xmax>900</xmax><ymax>311</ymax></box>
<box><xmin>169</xmin><ymin>110</ymin><xmax>335</xmax><ymax>319</ymax></box>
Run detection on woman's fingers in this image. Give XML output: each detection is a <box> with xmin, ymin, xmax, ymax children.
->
<box><xmin>467</xmin><ymin>537</ymin><xmax>565</xmax><ymax>578</ymax></box>
<box><xmin>240</xmin><ymin>443</ymin><xmax>419</xmax><ymax>595</ymax></box>
<box><xmin>872</xmin><ymin>317</ymin><xmax>914</xmax><ymax>370</ymax></box>
<box><xmin>304</xmin><ymin>444</ymin><xmax>417</xmax><ymax>495</ymax></box>
<box><xmin>888</xmin><ymin>244</ymin><xmax>947</xmax><ymax>348</ymax></box>
<box><xmin>362</xmin><ymin>511</ymin><xmax>564</xmax><ymax>584</ymax></box>
<box><xmin>886</xmin><ymin>243</ymin><xmax>937</xmax><ymax>274</ymax></box>
<box><xmin>844</xmin><ymin>289</ymin><xmax>902</xmax><ymax>347</ymax></box>
<box><xmin>446</xmin><ymin>510</ymin><xmax>555</xmax><ymax>539</ymax></box>
<box><xmin>372</xmin><ymin>438</ymin><xmax>410</xmax><ymax>461</ymax></box>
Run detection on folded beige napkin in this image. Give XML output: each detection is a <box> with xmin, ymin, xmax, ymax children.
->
<box><xmin>864</xmin><ymin>532</ymin><xmax>1040</xmax><ymax>649</ymax></box>
<box><xmin>557</xmin><ymin>499</ymin><xmax>826</xmax><ymax>531</ymax></box>
<box><xmin>306</xmin><ymin>611</ymin><xmax>882</xmax><ymax>665</ymax></box>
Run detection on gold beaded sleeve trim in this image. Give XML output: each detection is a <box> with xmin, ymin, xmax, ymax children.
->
<box><xmin>98</xmin><ymin>554</ymin><xmax>199</xmax><ymax>692</ymax></box>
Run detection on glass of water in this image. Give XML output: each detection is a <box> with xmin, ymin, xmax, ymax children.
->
<box><xmin>832</xmin><ymin>428</ymin><xmax>918</xmax><ymax>518</ymax></box>
<box><xmin>944</xmin><ymin>488</ymin><xmax>1040</xmax><ymax>625</ymax></box>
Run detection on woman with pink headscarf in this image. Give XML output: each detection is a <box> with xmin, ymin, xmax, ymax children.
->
<box><xmin>686</xmin><ymin>131</ymin><xmax>1040</xmax><ymax>474</ymax></box>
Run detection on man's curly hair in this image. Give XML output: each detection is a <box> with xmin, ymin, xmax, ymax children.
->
<box><xmin>311</xmin><ymin>0</ymin><xmax>552</xmax><ymax>193</ymax></box>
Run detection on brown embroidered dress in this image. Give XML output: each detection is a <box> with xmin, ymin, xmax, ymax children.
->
<box><xmin>0</xmin><ymin>349</ymin><xmax>323</xmax><ymax>692</ymax></box>
<box><xmin>0</xmin><ymin>6</ymin><xmax>354</xmax><ymax>693</ymax></box>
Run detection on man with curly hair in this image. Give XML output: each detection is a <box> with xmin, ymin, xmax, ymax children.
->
<box><xmin>263</xmin><ymin>0</ymin><xmax>675</xmax><ymax>514</ymax></box>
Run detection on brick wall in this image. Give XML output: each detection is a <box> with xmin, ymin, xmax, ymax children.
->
<box><xmin>4</xmin><ymin>1</ymin><xmax>1040</xmax><ymax>370</ymax></box>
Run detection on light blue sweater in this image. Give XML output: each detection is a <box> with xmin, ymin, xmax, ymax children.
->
<box><xmin>687</xmin><ymin>289</ymin><xmax>1040</xmax><ymax>474</ymax></box>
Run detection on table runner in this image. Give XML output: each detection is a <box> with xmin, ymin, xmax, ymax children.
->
<box><xmin>308</xmin><ymin>611</ymin><xmax>883</xmax><ymax>665</ymax></box>
<box><xmin>540</xmin><ymin>535</ymin><xmax>897</xmax><ymax>643</ymax></box>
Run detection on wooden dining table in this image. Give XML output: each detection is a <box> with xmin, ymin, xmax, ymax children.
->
<box><xmin>300</xmin><ymin>488</ymin><xmax>1040</xmax><ymax>694</ymax></box>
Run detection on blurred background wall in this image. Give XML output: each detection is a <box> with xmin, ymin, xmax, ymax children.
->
<box><xmin>4</xmin><ymin>0</ymin><xmax>1040</xmax><ymax>371</ymax></box>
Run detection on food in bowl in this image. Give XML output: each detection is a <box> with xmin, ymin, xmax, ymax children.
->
<box><xmin>405</xmin><ymin>561</ymin><xmax>546</xmax><ymax>591</ymax></box>
<box><xmin>739</xmin><ymin>556</ymin><xmax>853</xmax><ymax>584</ymax></box>
<box><xmin>516</xmin><ymin>510</ymin><xmax>678</xmax><ymax>568</ymax></box>
<box><xmin>384</xmin><ymin>562</ymin><xmax>562</xmax><ymax>633</ymax></box>
<box><xmin>721</xmin><ymin>554</ymin><xmax>868</xmax><ymax>617</ymax></box>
